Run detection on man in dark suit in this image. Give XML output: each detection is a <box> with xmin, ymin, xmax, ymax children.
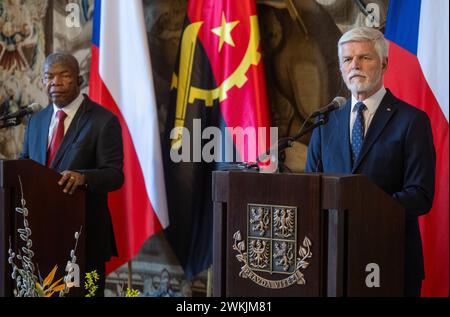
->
<box><xmin>305</xmin><ymin>27</ymin><xmax>436</xmax><ymax>297</ymax></box>
<box><xmin>20</xmin><ymin>53</ymin><xmax>124</xmax><ymax>296</ymax></box>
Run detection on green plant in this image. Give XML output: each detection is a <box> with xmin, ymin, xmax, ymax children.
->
<box><xmin>84</xmin><ymin>270</ymin><xmax>140</xmax><ymax>297</ymax></box>
<box><xmin>84</xmin><ymin>270</ymin><xmax>100</xmax><ymax>297</ymax></box>
<box><xmin>125</xmin><ymin>288</ymin><xmax>140</xmax><ymax>297</ymax></box>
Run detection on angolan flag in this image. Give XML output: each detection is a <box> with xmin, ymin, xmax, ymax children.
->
<box><xmin>385</xmin><ymin>0</ymin><xmax>449</xmax><ymax>296</ymax></box>
<box><xmin>163</xmin><ymin>0</ymin><xmax>271</xmax><ymax>279</ymax></box>
<box><xmin>89</xmin><ymin>0</ymin><xmax>169</xmax><ymax>275</ymax></box>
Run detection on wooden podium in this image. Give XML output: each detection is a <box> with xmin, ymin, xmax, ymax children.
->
<box><xmin>0</xmin><ymin>160</ymin><xmax>85</xmax><ymax>297</ymax></box>
<box><xmin>212</xmin><ymin>171</ymin><xmax>404</xmax><ymax>297</ymax></box>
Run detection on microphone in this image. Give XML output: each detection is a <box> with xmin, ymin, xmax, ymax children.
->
<box><xmin>310</xmin><ymin>96</ymin><xmax>347</xmax><ymax>118</ymax></box>
<box><xmin>0</xmin><ymin>103</ymin><xmax>42</xmax><ymax>121</ymax></box>
<box><xmin>260</xmin><ymin>97</ymin><xmax>346</xmax><ymax>167</ymax></box>
<box><xmin>249</xmin><ymin>97</ymin><xmax>347</xmax><ymax>172</ymax></box>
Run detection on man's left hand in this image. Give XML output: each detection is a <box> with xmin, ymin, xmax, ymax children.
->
<box><xmin>58</xmin><ymin>171</ymin><xmax>86</xmax><ymax>195</ymax></box>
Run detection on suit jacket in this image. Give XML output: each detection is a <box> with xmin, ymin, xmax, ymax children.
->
<box><xmin>305</xmin><ymin>89</ymin><xmax>436</xmax><ymax>281</ymax></box>
<box><xmin>20</xmin><ymin>95</ymin><xmax>124</xmax><ymax>266</ymax></box>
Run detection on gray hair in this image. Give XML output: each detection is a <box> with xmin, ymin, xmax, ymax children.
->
<box><xmin>44</xmin><ymin>52</ymin><xmax>80</xmax><ymax>75</ymax></box>
<box><xmin>338</xmin><ymin>27</ymin><xmax>389</xmax><ymax>64</ymax></box>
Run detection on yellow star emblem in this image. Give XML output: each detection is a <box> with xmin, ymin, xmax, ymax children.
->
<box><xmin>211</xmin><ymin>12</ymin><xmax>240</xmax><ymax>53</ymax></box>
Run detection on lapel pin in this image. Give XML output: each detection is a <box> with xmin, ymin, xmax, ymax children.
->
<box><xmin>386</xmin><ymin>107</ymin><xmax>391</xmax><ymax>111</ymax></box>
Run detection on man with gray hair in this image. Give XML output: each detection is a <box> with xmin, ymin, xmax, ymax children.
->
<box><xmin>305</xmin><ymin>27</ymin><xmax>436</xmax><ymax>296</ymax></box>
<box><xmin>20</xmin><ymin>52</ymin><xmax>124</xmax><ymax>296</ymax></box>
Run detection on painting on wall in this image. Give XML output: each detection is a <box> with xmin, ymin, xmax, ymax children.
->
<box><xmin>0</xmin><ymin>0</ymin><xmax>48</xmax><ymax>159</ymax></box>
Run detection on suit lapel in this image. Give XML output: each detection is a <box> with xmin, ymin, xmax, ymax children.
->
<box><xmin>337</xmin><ymin>101</ymin><xmax>353</xmax><ymax>173</ymax></box>
<box><xmin>50</xmin><ymin>96</ymin><xmax>93</xmax><ymax>169</ymax></box>
<box><xmin>39</xmin><ymin>105</ymin><xmax>53</xmax><ymax>165</ymax></box>
<box><xmin>352</xmin><ymin>90</ymin><xmax>398</xmax><ymax>173</ymax></box>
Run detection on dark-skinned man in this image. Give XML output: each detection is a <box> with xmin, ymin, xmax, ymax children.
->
<box><xmin>20</xmin><ymin>52</ymin><xmax>124</xmax><ymax>296</ymax></box>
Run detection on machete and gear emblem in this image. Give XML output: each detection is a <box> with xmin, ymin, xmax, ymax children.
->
<box><xmin>171</xmin><ymin>15</ymin><xmax>262</xmax><ymax>149</ymax></box>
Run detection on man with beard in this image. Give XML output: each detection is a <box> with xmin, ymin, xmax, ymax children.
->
<box><xmin>305</xmin><ymin>27</ymin><xmax>436</xmax><ymax>297</ymax></box>
<box><xmin>20</xmin><ymin>53</ymin><xmax>124</xmax><ymax>296</ymax></box>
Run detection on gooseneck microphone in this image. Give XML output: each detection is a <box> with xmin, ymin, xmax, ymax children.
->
<box><xmin>250</xmin><ymin>96</ymin><xmax>347</xmax><ymax>171</ymax></box>
<box><xmin>0</xmin><ymin>103</ymin><xmax>42</xmax><ymax>121</ymax></box>
<box><xmin>227</xmin><ymin>97</ymin><xmax>348</xmax><ymax>172</ymax></box>
<box><xmin>279</xmin><ymin>96</ymin><xmax>347</xmax><ymax>150</ymax></box>
<box><xmin>310</xmin><ymin>96</ymin><xmax>347</xmax><ymax>118</ymax></box>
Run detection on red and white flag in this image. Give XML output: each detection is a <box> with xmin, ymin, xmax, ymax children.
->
<box><xmin>385</xmin><ymin>0</ymin><xmax>449</xmax><ymax>296</ymax></box>
<box><xmin>89</xmin><ymin>0</ymin><xmax>168</xmax><ymax>274</ymax></box>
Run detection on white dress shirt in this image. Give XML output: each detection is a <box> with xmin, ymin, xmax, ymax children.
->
<box><xmin>349</xmin><ymin>86</ymin><xmax>387</xmax><ymax>144</ymax></box>
<box><xmin>47</xmin><ymin>93</ymin><xmax>84</xmax><ymax>149</ymax></box>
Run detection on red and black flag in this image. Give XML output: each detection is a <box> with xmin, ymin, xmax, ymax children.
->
<box><xmin>163</xmin><ymin>0</ymin><xmax>271</xmax><ymax>279</ymax></box>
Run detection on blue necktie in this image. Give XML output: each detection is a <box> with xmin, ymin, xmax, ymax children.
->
<box><xmin>351</xmin><ymin>102</ymin><xmax>366</xmax><ymax>164</ymax></box>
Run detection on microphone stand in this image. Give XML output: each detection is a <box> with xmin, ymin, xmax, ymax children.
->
<box><xmin>278</xmin><ymin>116</ymin><xmax>328</xmax><ymax>155</ymax></box>
<box><xmin>0</xmin><ymin>117</ymin><xmax>21</xmax><ymax>129</ymax></box>
<box><xmin>218</xmin><ymin>112</ymin><xmax>331</xmax><ymax>172</ymax></box>
<box><xmin>244</xmin><ymin>114</ymin><xmax>329</xmax><ymax>172</ymax></box>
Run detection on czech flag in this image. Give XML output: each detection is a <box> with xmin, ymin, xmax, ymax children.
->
<box><xmin>385</xmin><ymin>0</ymin><xmax>449</xmax><ymax>296</ymax></box>
<box><xmin>89</xmin><ymin>0</ymin><xmax>169</xmax><ymax>275</ymax></box>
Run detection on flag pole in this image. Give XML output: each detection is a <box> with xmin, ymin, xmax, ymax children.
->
<box><xmin>206</xmin><ymin>265</ymin><xmax>213</xmax><ymax>297</ymax></box>
<box><xmin>127</xmin><ymin>261</ymin><xmax>132</xmax><ymax>290</ymax></box>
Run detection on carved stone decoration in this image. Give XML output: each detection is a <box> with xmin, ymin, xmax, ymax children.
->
<box><xmin>257</xmin><ymin>0</ymin><xmax>344</xmax><ymax>172</ymax></box>
<box><xmin>315</xmin><ymin>0</ymin><xmax>389</xmax><ymax>32</ymax></box>
<box><xmin>105</xmin><ymin>231</ymin><xmax>207</xmax><ymax>297</ymax></box>
<box><xmin>143</xmin><ymin>0</ymin><xmax>186</xmax><ymax>133</ymax></box>
<box><xmin>232</xmin><ymin>203</ymin><xmax>312</xmax><ymax>289</ymax></box>
<box><xmin>52</xmin><ymin>0</ymin><xmax>94</xmax><ymax>94</ymax></box>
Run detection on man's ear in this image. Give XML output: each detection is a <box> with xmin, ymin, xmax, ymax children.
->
<box><xmin>78</xmin><ymin>76</ymin><xmax>84</xmax><ymax>86</ymax></box>
<box><xmin>382</xmin><ymin>57</ymin><xmax>388</xmax><ymax>72</ymax></box>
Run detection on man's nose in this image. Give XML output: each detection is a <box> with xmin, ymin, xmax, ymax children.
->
<box><xmin>350</xmin><ymin>57</ymin><xmax>361</xmax><ymax>70</ymax></box>
<box><xmin>50</xmin><ymin>76</ymin><xmax>63</xmax><ymax>85</ymax></box>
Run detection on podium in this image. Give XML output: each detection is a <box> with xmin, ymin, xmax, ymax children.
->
<box><xmin>212</xmin><ymin>171</ymin><xmax>404</xmax><ymax>297</ymax></box>
<box><xmin>0</xmin><ymin>160</ymin><xmax>85</xmax><ymax>297</ymax></box>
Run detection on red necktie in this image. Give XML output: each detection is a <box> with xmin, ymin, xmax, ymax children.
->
<box><xmin>47</xmin><ymin>110</ymin><xmax>67</xmax><ymax>167</ymax></box>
